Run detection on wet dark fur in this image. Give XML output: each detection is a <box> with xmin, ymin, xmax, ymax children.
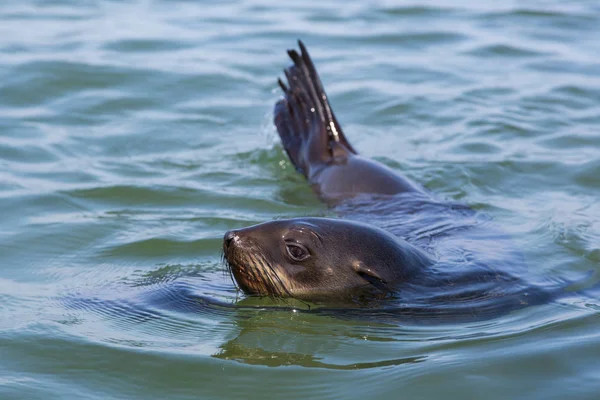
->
<box><xmin>223</xmin><ymin>41</ymin><xmax>593</xmax><ymax>318</ymax></box>
<box><xmin>224</xmin><ymin>217</ymin><xmax>434</xmax><ymax>305</ymax></box>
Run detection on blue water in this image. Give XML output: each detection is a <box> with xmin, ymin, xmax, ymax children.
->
<box><xmin>1</xmin><ymin>1</ymin><xmax>599</xmax><ymax>399</ymax></box>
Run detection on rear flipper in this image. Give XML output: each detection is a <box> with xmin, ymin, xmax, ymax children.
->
<box><xmin>274</xmin><ymin>40</ymin><xmax>356</xmax><ymax>179</ymax></box>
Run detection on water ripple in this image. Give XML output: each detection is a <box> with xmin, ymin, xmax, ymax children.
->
<box><xmin>1</xmin><ymin>0</ymin><xmax>600</xmax><ymax>398</ymax></box>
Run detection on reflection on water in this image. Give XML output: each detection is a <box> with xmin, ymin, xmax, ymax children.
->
<box><xmin>214</xmin><ymin>313</ymin><xmax>427</xmax><ymax>370</ymax></box>
<box><xmin>56</xmin><ymin>263</ymin><xmax>599</xmax><ymax>374</ymax></box>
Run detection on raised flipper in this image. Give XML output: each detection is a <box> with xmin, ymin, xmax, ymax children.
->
<box><xmin>274</xmin><ymin>41</ymin><xmax>424</xmax><ymax>202</ymax></box>
<box><xmin>274</xmin><ymin>40</ymin><xmax>356</xmax><ymax>178</ymax></box>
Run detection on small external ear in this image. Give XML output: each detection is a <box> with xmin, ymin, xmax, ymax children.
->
<box><xmin>353</xmin><ymin>261</ymin><xmax>390</xmax><ymax>292</ymax></box>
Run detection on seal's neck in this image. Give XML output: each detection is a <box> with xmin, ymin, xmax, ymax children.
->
<box><xmin>396</xmin><ymin>239</ymin><xmax>433</xmax><ymax>280</ymax></box>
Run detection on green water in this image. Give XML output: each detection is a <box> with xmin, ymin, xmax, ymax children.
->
<box><xmin>1</xmin><ymin>1</ymin><xmax>600</xmax><ymax>399</ymax></box>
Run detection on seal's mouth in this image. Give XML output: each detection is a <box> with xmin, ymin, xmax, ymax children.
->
<box><xmin>222</xmin><ymin>230</ymin><xmax>290</xmax><ymax>298</ymax></box>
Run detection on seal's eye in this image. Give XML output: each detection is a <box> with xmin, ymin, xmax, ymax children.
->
<box><xmin>285</xmin><ymin>243</ymin><xmax>309</xmax><ymax>262</ymax></box>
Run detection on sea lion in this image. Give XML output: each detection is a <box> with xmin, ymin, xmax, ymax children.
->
<box><xmin>222</xmin><ymin>41</ymin><xmax>571</xmax><ymax>311</ymax></box>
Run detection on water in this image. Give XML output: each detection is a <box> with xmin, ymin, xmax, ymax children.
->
<box><xmin>1</xmin><ymin>0</ymin><xmax>599</xmax><ymax>398</ymax></box>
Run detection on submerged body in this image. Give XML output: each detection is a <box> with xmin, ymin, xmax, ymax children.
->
<box><xmin>223</xmin><ymin>41</ymin><xmax>559</xmax><ymax>316</ymax></box>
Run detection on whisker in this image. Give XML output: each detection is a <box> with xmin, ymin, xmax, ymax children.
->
<box><xmin>224</xmin><ymin>241</ymin><xmax>294</xmax><ymax>300</ymax></box>
<box><xmin>224</xmin><ymin>259</ymin><xmax>240</xmax><ymax>292</ymax></box>
<box><xmin>257</xmin><ymin>256</ymin><xmax>280</xmax><ymax>299</ymax></box>
<box><xmin>264</xmin><ymin>257</ymin><xmax>292</xmax><ymax>298</ymax></box>
<box><xmin>223</xmin><ymin>248</ymin><xmax>242</xmax><ymax>293</ymax></box>
<box><xmin>253</xmin><ymin>255</ymin><xmax>273</xmax><ymax>298</ymax></box>
<box><xmin>247</xmin><ymin>253</ymin><xmax>263</xmax><ymax>294</ymax></box>
<box><xmin>220</xmin><ymin>250</ymin><xmax>228</xmax><ymax>279</ymax></box>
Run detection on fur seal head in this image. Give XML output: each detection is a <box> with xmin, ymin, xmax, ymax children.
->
<box><xmin>223</xmin><ymin>217</ymin><xmax>432</xmax><ymax>303</ymax></box>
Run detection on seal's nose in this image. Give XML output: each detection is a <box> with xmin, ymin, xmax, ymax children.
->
<box><xmin>224</xmin><ymin>230</ymin><xmax>237</xmax><ymax>248</ymax></box>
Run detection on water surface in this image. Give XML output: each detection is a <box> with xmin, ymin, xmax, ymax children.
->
<box><xmin>1</xmin><ymin>0</ymin><xmax>600</xmax><ymax>399</ymax></box>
